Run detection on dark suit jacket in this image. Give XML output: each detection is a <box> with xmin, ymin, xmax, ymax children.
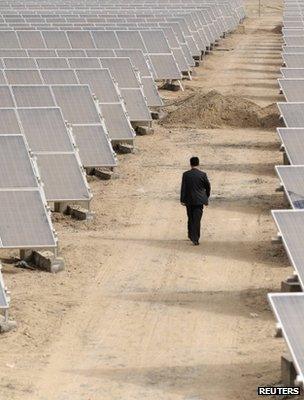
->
<box><xmin>180</xmin><ymin>168</ymin><xmax>211</xmax><ymax>206</ymax></box>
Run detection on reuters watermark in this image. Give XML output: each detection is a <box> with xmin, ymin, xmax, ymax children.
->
<box><xmin>257</xmin><ymin>387</ymin><xmax>301</xmax><ymax>396</ymax></box>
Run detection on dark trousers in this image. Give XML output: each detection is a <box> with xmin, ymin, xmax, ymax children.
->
<box><xmin>186</xmin><ymin>205</ymin><xmax>203</xmax><ymax>243</ymax></box>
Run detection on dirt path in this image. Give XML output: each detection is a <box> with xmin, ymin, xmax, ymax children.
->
<box><xmin>0</xmin><ymin>1</ymin><xmax>290</xmax><ymax>399</ymax></box>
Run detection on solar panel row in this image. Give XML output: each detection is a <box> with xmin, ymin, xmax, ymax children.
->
<box><xmin>269</xmin><ymin>0</ymin><xmax>304</xmax><ymax>389</ymax></box>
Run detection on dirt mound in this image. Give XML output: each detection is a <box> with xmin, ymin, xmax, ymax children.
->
<box><xmin>162</xmin><ymin>90</ymin><xmax>280</xmax><ymax>129</ymax></box>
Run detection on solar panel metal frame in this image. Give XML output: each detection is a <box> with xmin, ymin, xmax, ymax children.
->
<box><xmin>277</xmin><ymin>102</ymin><xmax>304</xmax><ymax>127</ymax></box>
<box><xmin>277</xmin><ymin>127</ymin><xmax>304</xmax><ymax>165</ymax></box>
<box><xmin>276</xmin><ymin>165</ymin><xmax>304</xmax><ymax>209</ymax></box>
<box><xmin>278</xmin><ymin>78</ymin><xmax>304</xmax><ymax>102</ymax></box>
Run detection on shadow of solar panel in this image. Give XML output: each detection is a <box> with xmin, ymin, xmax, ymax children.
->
<box><xmin>42</xmin><ymin>30</ymin><xmax>71</xmax><ymax>48</ymax></box>
<box><xmin>76</xmin><ymin>68</ymin><xmax>120</xmax><ymax>103</ymax></box>
<box><xmin>0</xmin><ymin>135</ymin><xmax>38</xmax><ymax>188</ymax></box>
<box><xmin>35</xmin><ymin>153</ymin><xmax>90</xmax><ymax>202</ymax></box>
<box><xmin>283</xmin><ymin>53</ymin><xmax>304</xmax><ymax>67</ymax></box>
<box><xmin>12</xmin><ymin>85</ymin><xmax>55</xmax><ymax>107</ymax></box>
<box><xmin>52</xmin><ymin>85</ymin><xmax>101</xmax><ymax>124</ymax></box>
<box><xmin>0</xmin><ymin>109</ymin><xmax>21</xmax><ymax>134</ymax></box>
<box><xmin>68</xmin><ymin>57</ymin><xmax>100</xmax><ymax>69</ymax></box>
<box><xmin>277</xmin><ymin>128</ymin><xmax>304</xmax><ymax>164</ymax></box>
<box><xmin>149</xmin><ymin>54</ymin><xmax>182</xmax><ymax>79</ymax></box>
<box><xmin>269</xmin><ymin>293</ymin><xmax>304</xmax><ymax>378</ymax></box>
<box><xmin>0</xmin><ymin>189</ymin><xmax>56</xmax><ymax>248</ymax></box>
<box><xmin>116</xmin><ymin>30</ymin><xmax>146</xmax><ymax>51</ymax></box>
<box><xmin>17</xmin><ymin>30</ymin><xmax>45</xmax><ymax>48</ymax></box>
<box><xmin>99</xmin><ymin>103</ymin><xmax>134</xmax><ymax>141</ymax></box>
<box><xmin>281</xmin><ymin>68</ymin><xmax>304</xmax><ymax>79</ymax></box>
<box><xmin>91</xmin><ymin>30</ymin><xmax>120</xmax><ymax>49</ymax></box>
<box><xmin>140</xmin><ymin>30</ymin><xmax>171</xmax><ymax>53</ymax></box>
<box><xmin>3</xmin><ymin>58</ymin><xmax>37</xmax><ymax>69</ymax></box>
<box><xmin>120</xmin><ymin>88</ymin><xmax>151</xmax><ymax>122</ymax></box>
<box><xmin>279</xmin><ymin>79</ymin><xmax>304</xmax><ymax>101</ymax></box>
<box><xmin>17</xmin><ymin>107</ymin><xmax>73</xmax><ymax>152</ymax></box>
<box><xmin>100</xmin><ymin>57</ymin><xmax>139</xmax><ymax>88</ymax></box>
<box><xmin>41</xmin><ymin>69</ymin><xmax>78</xmax><ymax>84</ymax></box>
<box><xmin>278</xmin><ymin>103</ymin><xmax>304</xmax><ymax>127</ymax></box>
<box><xmin>0</xmin><ymin>86</ymin><xmax>15</xmax><ymax>107</ymax></box>
<box><xmin>5</xmin><ymin>69</ymin><xmax>43</xmax><ymax>84</ymax></box>
<box><xmin>114</xmin><ymin>49</ymin><xmax>151</xmax><ymax>76</ymax></box>
<box><xmin>141</xmin><ymin>76</ymin><xmax>163</xmax><ymax>107</ymax></box>
<box><xmin>36</xmin><ymin>57</ymin><xmax>69</xmax><ymax>69</ymax></box>
<box><xmin>0</xmin><ymin>31</ymin><xmax>20</xmax><ymax>48</ymax></box>
<box><xmin>72</xmin><ymin>124</ymin><xmax>116</xmax><ymax>168</ymax></box>
<box><xmin>86</xmin><ymin>49</ymin><xmax>115</xmax><ymax>57</ymax></box>
<box><xmin>276</xmin><ymin>166</ymin><xmax>304</xmax><ymax>209</ymax></box>
<box><xmin>67</xmin><ymin>31</ymin><xmax>95</xmax><ymax>48</ymax></box>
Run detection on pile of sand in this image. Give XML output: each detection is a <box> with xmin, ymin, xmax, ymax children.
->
<box><xmin>162</xmin><ymin>90</ymin><xmax>281</xmax><ymax>129</ymax></box>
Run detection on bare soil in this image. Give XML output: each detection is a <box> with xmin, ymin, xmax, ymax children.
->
<box><xmin>0</xmin><ymin>1</ymin><xmax>290</xmax><ymax>399</ymax></box>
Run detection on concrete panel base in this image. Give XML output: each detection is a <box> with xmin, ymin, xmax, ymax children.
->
<box><xmin>0</xmin><ymin>315</ymin><xmax>16</xmax><ymax>333</ymax></box>
<box><xmin>136</xmin><ymin>126</ymin><xmax>154</xmax><ymax>135</ymax></box>
<box><xmin>115</xmin><ymin>143</ymin><xmax>133</xmax><ymax>154</ymax></box>
<box><xmin>67</xmin><ymin>205</ymin><xmax>95</xmax><ymax>221</ymax></box>
<box><xmin>281</xmin><ymin>353</ymin><xmax>297</xmax><ymax>386</ymax></box>
<box><xmin>94</xmin><ymin>168</ymin><xmax>113</xmax><ymax>180</ymax></box>
<box><xmin>20</xmin><ymin>250</ymin><xmax>65</xmax><ymax>273</ymax></box>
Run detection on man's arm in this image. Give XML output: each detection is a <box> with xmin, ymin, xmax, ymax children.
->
<box><xmin>203</xmin><ymin>174</ymin><xmax>211</xmax><ymax>198</ymax></box>
<box><xmin>180</xmin><ymin>173</ymin><xmax>186</xmax><ymax>204</ymax></box>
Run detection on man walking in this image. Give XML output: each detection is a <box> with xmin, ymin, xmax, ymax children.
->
<box><xmin>180</xmin><ymin>157</ymin><xmax>211</xmax><ymax>245</ymax></box>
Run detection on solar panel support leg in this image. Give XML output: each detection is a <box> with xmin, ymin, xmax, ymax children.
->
<box><xmin>54</xmin><ymin>202</ymin><xmax>69</xmax><ymax>214</ymax></box>
<box><xmin>19</xmin><ymin>250</ymin><xmax>64</xmax><ymax>274</ymax></box>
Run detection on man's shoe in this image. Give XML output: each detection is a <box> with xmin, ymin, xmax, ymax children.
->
<box><xmin>193</xmin><ymin>241</ymin><xmax>199</xmax><ymax>246</ymax></box>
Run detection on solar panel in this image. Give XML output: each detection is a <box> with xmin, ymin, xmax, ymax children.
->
<box><xmin>12</xmin><ymin>85</ymin><xmax>55</xmax><ymax>107</ymax></box>
<box><xmin>278</xmin><ymin>103</ymin><xmax>304</xmax><ymax>127</ymax></box>
<box><xmin>114</xmin><ymin>49</ymin><xmax>151</xmax><ymax>76</ymax></box>
<box><xmin>0</xmin><ymin>49</ymin><xmax>26</xmax><ymax>57</ymax></box>
<box><xmin>0</xmin><ymin>86</ymin><xmax>15</xmax><ymax>107</ymax></box>
<box><xmin>17</xmin><ymin>107</ymin><xmax>73</xmax><ymax>152</ymax></box>
<box><xmin>0</xmin><ymin>135</ymin><xmax>38</xmax><ymax>188</ymax></box>
<box><xmin>91</xmin><ymin>30</ymin><xmax>120</xmax><ymax>49</ymax></box>
<box><xmin>283</xmin><ymin>53</ymin><xmax>304</xmax><ymax>68</ymax></box>
<box><xmin>68</xmin><ymin>57</ymin><xmax>100</xmax><ymax>69</ymax></box>
<box><xmin>281</xmin><ymin>68</ymin><xmax>304</xmax><ymax>78</ymax></box>
<box><xmin>0</xmin><ymin>108</ymin><xmax>21</xmax><ymax>134</ymax></box>
<box><xmin>3</xmin><ymin>57</ymin><xmax>37</xmax><ymax>69</ymax></box>
<box><xmin>57</xmin><ymin>49</ymin><xmax>86</xmax><ymax>57</ymax></box>
<box><xmin>67</xmin><ymin>31</ymin><xmax>95</xmax><ymax>48</ymax></box>
<box><xmin>71</xmin><ymin>124</ymin><xmax>116</xmax><ymax>168</ymax></box>
<box><xmin>99</xmin><ymin>103</ymin><xmax>135</xmax><ymax>141</ymax></box>
<box><xmin>51</xmin><ymin>84</ymin><xmax>100</xmax><ymax>124</ymax></box>
<box><xmin>5</xmin><ymin>69</ymin><xmax>42</xmax><ymax>84</ymax></box>
<box><xmin>40</xmin><ymin>69</ymin><xmax>78</xmax><ymax>84</ymax></box>
<box><xmin>75</xmin><ymin>68</ymin><xmax>120</xmax><ymax>103</ymax></box>
<box><xmin>268</xmin><ymin>293</ymin><xmax>304</xmax><ymax>383</ymax></box>
<box><xmin>148</xmin><ymin>54</ymin><xmax>182</xmax><ymax>79</ymax></box>
<box><xmin>279</xmin><ymin>79</ymin><xmax>304</xmax><ymax>101</ymax></box>
<box><xmin>36</xmin><ymin>57</ymin><xmax>69</xmax><ymax>69</ymax></box>
<box><xmin>17</xmin><ymin>30</ymin><xmax>45</xmax><ymax>48</ymax></box>
<box><xmin>0</xmin><ymin>189</ymin><xmax>56</xmax><ymax>248</ymax></box>
<box><xmin>116</xmin><ymin>30</ymin><xmax>146</xmax><ymax>51</ymax></box>
<box><xmin>86</xmin><ymin>49</ymin><xmax>115</xmax><ymax>57</ymax></box>
<box><xmin>28</xmin><ymin>49</ymin><xmax>57</xmax><ymax>57</ymax></box>
<box><xmin>141</xmin><ymin>76</ymin><xmax>163</xmax><ymax>107</ymax></box>
<box><xmin>277</xmin><ymin>128</ymin><xmax>304</xmax><ymax>165</ymax></box>
<box><xmin>140</xmin><ymin>30</ymin><xmax>171</xmax><ymax>53</ymax></box>
<box><xmin>42</xmin><ymin>30</ymin><xmax>71</xmax><ymax>48</ymax></box>
<box><xmin>272</xmin><ymin>210</ymin><xmax>304</xmax><ymax>289</ymax></box>
<box><xmin>283</xmin><ymin>46</ymin><xmax>304</xmax><ymax>54</ymax></box>
<box><xmin>35</xmin><ymin>153</ymin><xmax>90</xmax><ymax>202</ymax></box>
<box><xmin>120</xmin><ymin>88</ymin><xmax>151</xmax><ymax>122</ymax></box>
<box><xmin>99</xmin><ymin>57</ymin><xmax>140</xmax><ymax>88</ymax></box>
<box><xmin>276</xmin><ymin>166</ymin><xmax>304</xmax><ymax>209</ymax></box>
<box><xmin>284</xmin><ymin>36</ymin><xmax>304</xmax><ymax>46</ymax></box>
<box><xmin>0</xmin><ymin>31</ymin><xmax>20</xmax><ymax>48</ymax></box>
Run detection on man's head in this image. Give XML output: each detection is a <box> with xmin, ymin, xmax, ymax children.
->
<box><xmin>190</xmin><ymin>156</ymin><xmax>199</xmax><ymax>168</ymax></box>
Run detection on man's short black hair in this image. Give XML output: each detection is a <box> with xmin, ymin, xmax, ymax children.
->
<box><xmin>190</xmin><ymin>156</ymin><xmax>199</xmax><ymax>167</ymax></box>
